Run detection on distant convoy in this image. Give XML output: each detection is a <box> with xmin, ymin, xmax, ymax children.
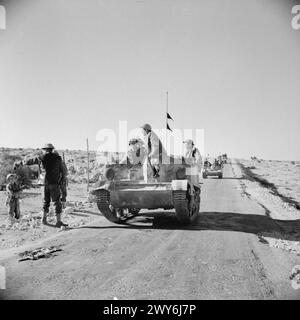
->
<box><xmin>202</xmin><ymin>153</ymin><xmax>227</xmax><ymax>179</ymax></box>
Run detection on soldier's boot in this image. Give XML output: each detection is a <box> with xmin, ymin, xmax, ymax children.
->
<box><xmin>153</xmin><ymin>166</ymin><xmax>160</xmax><ymax>178</ymax></box>
<box><xmin>61</xmin><ymin>201</ymin><xmax>66</xmax><ymax>209</ymax></box>
<box><xmin>55</xmin><ymin>213</ymin><xmax>68</xmax><ymax>228</ymax></box>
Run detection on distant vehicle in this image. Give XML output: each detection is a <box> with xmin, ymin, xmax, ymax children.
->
<box><xmin>221</xmin><ymin>153</ymin><xmax>228</xmax><ymax>164</ymax></box>
<box><xmin>203</xmin><ymin>158</ymin><xmax>223</xmax><ymax>179</ymax></box>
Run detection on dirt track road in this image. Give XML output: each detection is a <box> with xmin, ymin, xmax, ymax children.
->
<box><xmin>1</xmin><ymin>161</ymin><xmax>300</xmax><ymax>300</ymax></box>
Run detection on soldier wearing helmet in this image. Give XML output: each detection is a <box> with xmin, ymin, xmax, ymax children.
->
<box><xmin>14</xmin><ymin>143</ymin><xmax>67</xmax><ymax>228</ymax></box>
<box><xmin>140</xmin><ymin>123</ymin><xmax>167</xmax><ymax>178</ymax></box>
<box><xmin>120</xmin><ymin>138</ymin><xmax>147</xmax><ymax>166</ymax></box>
<box><xmin>183</xmin><ymin>139</ymin><xmax>203</xmax><ymax>170</ymax></box>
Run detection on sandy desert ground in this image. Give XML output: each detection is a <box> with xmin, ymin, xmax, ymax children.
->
<box><xmin>238</xmin><ymin>158</ymin><xmax>300</xmax><ymax>209</ymax></box>
<box><xmin>236</xmin><ymin>158</ymin><xmax>300</xmax><ymax>255</ymax></box>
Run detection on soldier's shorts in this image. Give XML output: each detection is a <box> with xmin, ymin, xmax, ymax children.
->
<box><xmin>43</xmin><ymin>184</ymin><xmax>62</xmax><ymax>215</ymax></box>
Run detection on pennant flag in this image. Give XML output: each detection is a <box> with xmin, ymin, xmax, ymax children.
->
<box><xmin>167</xmin><ymin>112</ymin><xmax>174</xmax><ymax>121</ymax></box>
<box><xmin>167</xmin><ymin>123</ymin><xmax>172</xmax><ymax>131</ymax></box>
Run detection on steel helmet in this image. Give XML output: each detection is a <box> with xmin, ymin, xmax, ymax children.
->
<box><xmin>183</xmin><ymin>139</ymin><xmax>194</xmax><ymax>145</ymax></box>
<box><xmin>42</xmin><ymin>143</ymin><xmax>55</xmax><ymax>150</ymax></box>
<box><xmin>129</xmin><ymin>138</ymin><xmax>139</xmax><ymax>145</ymax></box>
<box><xmin>140</xmin><ymin>123</ymin><xmax>152</xmax><ymax>131</ymax></box>
<box><xmin>6</xmin><ymin>173</ymin><xmax>16</xmax><ymax>181</ymax></box>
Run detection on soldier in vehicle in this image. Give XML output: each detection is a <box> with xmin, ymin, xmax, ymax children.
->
<box><xmin>204</xmin><ymin>154</ymin><xmax>212</xmax><ymax>168</ymax></box>
<box><xmin>120</xmin><ymin>138</ymin><xmax>147</xmax><ymax>166</ymax></box>
<box><xmin>214</xmin><ymin>158</ymin><xmax>219</xmax><ymax>168</ymax></box>
<box><xmin>183</xmin><ymin>139</ymin><xmax>203</xmax><ymax>170</ymax></box>
<box><xmin>119</xmin><ymin>138</ymin><xmax>148</xmax><ymax>181</ymax></box>
<box><xmin>14</xmin><ymin>143</ymin><xmax>68</xmax><ymax>228</ymax></box>
<box><xmin>140</xmin><ymin>123</ymin><xmax>168</xmax><ymax>178</ymax></box>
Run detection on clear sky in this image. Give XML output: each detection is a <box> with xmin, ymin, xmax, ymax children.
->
<box><xmin>0</xmin><ymin>0</ymin><xmax>299</xmax><ymax>160</ymax></box>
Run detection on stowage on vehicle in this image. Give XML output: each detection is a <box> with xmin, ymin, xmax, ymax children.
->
<box><xmin>89</xmin><ymin>152</ymin><xmax>201</xmax><ymax>225</ymax></box>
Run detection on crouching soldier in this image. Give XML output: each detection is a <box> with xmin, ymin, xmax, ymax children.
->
<box><xmin>5</xmin><ymin>174</ymin><xmax>22</xmax><ymax>221</ymax></box>
<box><xmin>120</xmin><ymin>138</ymin><xmax>148</xmax><ymax>180</ymax></box>
<box><xmin>120</xmin><ymin>138</ymin><xmax>147</xmax><ymax>166</ymax></box>
<box><xmin>14</xmin><ymin>143</ymin><xmax>68</xmax><ymax>228</ymax></box>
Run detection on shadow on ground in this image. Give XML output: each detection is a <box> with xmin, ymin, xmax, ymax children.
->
<box><xmin>77</xmin><ymin>211</ymin><xmax>300</xmax><ymax>242</ymax></box>
<box><xmin>221</xmin><ymin>177</ymin><xmax>246</xmax><ymax>180</ymax></box>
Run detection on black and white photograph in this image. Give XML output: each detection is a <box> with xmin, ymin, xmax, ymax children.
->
<box><xmin>0</xmin><ymin>0</ymin><xmax>300</xmax><ymax>305</ymax></box>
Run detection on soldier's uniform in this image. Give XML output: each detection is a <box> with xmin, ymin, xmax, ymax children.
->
<box><xmin>141</xmin><ymin>124</ymin><xmax>168</xmax><ymax>178</ymax></box>
<box><xmin>6</xmin><ymin>175</ymin><xmax>22</xmax><ymax>220</ymax></box>
<box><xmin>53</xmin><ymin>151</ymin><xmax>68</xmax><ymax>205</ymax></box>
<box><xmin>119</xmin><ymin>138</ymin><xmax>147</xmax><ymax>180</ymax></box>
<box><xmin>183</xmin><ymin>140</ymin><xmax>203</xmax><ymax>185</ymax></box>
<box><xmin>184</xmin><ymin>147</ymin><xmax>203</xmax><ymax>169</ymax></box>
<box><xmin>60</xmin><ymin>161</ymin><xmax>68</xmax><ymax>203</ymax></box>
<box><xmin>19</xmin><ymin>143</ymin><xmax>67</xmax><ymax>227</ymax></box>
<box><xmin>120</xmin><ymin>138</ymin><xmax>147</xmax><ymax>166</ymax></box>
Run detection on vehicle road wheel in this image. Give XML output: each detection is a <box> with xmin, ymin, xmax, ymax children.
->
<box><xmin>173</xmin><ymin>185</ymin><xmax>200</xmax><ymax>224</ymax></box>
<box><xmin>96</xmin><ymin>190</ymin><xmax>126</xmax><ymax>224</ymax></box>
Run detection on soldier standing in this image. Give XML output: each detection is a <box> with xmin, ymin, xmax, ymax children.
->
<box><xmin>140</xmin><ymin>123</ymin><xmax>168</xmax><ymax>178</ymax></box>
<box><xmin>15</xmin><ymin>143</ymin><xmax>68</xmax><ymax>228</ymax></box>
<box><xmin>183</xmin><ymin>139</ymin><xmax>203</xmax><ymax>170</ymax></box>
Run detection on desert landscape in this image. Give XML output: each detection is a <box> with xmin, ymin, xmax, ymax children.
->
<box><xmin>0</xmin><ymin>149</ymin><xmax>299</xmax><ymax>258</ymax></box>
<box><xmin>234</xmin><ymin>158</ymin><xmax>300</xmax><ymax>256</ymax></box>
<box><xmin>238</xmin><ymin>158</ymin><xmax>300</xmax><ymax>212</ymax></box>
<box><xmin>1</xmin><ymin>0</ymin><xmax>300</xmax><ymax>308</ymax></box>
<box><xmin>0</xmin><ymin>148</ymin><xmax>300</xmax><ymax>299</ymax></box>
